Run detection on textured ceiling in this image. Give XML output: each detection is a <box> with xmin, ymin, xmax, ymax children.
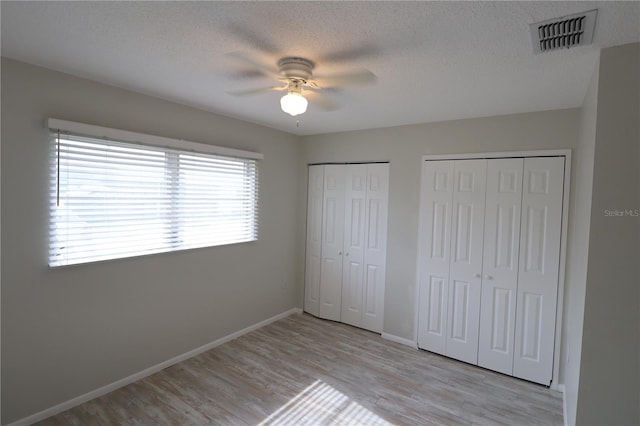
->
<box><xmin>2</xmin><ymin>1</ymin><xmax>639</xmax><ymax>136</ymax></box>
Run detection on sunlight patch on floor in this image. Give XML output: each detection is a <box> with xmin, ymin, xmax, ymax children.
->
<box><xmin>259</xmin><ymin>379</ymin><xmax>392</xmax><ymax>425</ymax></box>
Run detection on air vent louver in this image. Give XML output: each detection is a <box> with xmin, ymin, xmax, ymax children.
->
<box><xmin>530</xmin><ymin>9</ymin><xmax>597</xmax><ymax>54</ymax></box>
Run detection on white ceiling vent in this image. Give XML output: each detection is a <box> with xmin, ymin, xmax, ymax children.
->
<box><xmin>530</xmin><ymin>9</ymin><xmax>597</xmax><ymax>54</ymax></box>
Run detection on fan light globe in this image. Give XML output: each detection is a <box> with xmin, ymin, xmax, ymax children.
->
<box><xmin>280</xmin><ymin>92</ymin><xmax>308</xmax><ymax>116</ymax></box>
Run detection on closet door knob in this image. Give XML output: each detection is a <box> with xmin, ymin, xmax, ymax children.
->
<box><xmin>485</xmin><ymin>275</ymin><xmax>494</xmax><ymax>280</ymax></box>
<box><xmin>338</xmin><ymin>251</ymin><xmax>343</xmax><ymax>256</ymax></box>
<box><xmin>475</xmin><ymin>273</ymin><xmax>481</xmax><ymax>278</ymax></box>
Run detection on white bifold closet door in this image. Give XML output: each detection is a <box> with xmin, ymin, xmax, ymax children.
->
<box><xmin>340</xmin><ymin>165</ymin><xmax>368</xmax><ymax>327</ymax></box>
<box><xmin>447</xmin><ymin>159</ymin><xmax>487</xmax><ymax>364</ymax></box>
<box><xmin>417</xmin><ymin>159</ymin><xmax>486</xmax><ymax>364</ymax></box>
<box><xmin>304</xmin><ymin>163</ymin><xmax>389</xmax><ymax>333</ymax></box>
<box><xmin>362</xmin><ymin>164</ymin><xmax>390</xmax><ymax>332</ymax></box>
<box><xmin>303</xmin><ymin>166</ymin><xmax>325</xmax><ymax>317</ymax></box>
<box><xmin>418</xmin><ymin>156</ymin><xmax>565</xmax><ymax>385</ymax></box>
<box><xmin>319</xmin><ymin>165</ymin><xmax>346</xmax><ymax>321</ymax></box>
<box><xmin>343</xmin><ymin>163</ymin><xmax>389</xmax><ymax>332</ymax></box>
<box><xmin>477</xmin><ymin>158</ymin><xmax>524</xmax><ymax>375</ymax></box>
<box><xmin>513</xmin><ymin>156</ymin><xmax>564</xmax><ymax>384</ymax></box>
<box><xmin>417</xmin><ymin>160</ymin><xmax>454</xmax><ymax>355</ymax></box>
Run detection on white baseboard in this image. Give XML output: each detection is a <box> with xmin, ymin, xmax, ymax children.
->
<box><xmin>381</xmin><ymin>332</ymin><xmax>417</xmax><ymax>348</ymax></box>
<box><xmin>7</xmin><ymin>307</ymin><xmax>302</xmax><ymax>426</ymax></box>
<box><xmin>557</xmin><ymin>384</ymin><xmax>568</xmax><ymax>426</ymax></box>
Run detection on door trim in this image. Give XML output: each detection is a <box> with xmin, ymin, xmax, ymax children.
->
<box><xmin>418</xmin><ymin>149</ymin><xmax>570</xmax><ymax>161</ymax></box>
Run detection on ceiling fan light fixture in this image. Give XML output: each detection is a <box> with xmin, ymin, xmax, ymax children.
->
<box><xmin>280</xmin><ymin>91</ymin><xmax>308</xmax><ymax>116</ymax></box>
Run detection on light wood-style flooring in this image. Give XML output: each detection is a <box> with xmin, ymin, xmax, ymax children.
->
<box><xmin>37</xmin><ymin>313</ymin><xmax>563</xmax><ymax>425</ymax></box>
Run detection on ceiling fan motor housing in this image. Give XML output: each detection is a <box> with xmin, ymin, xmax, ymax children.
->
<box><xmin>278</xmin><ymin>57</ymin><xmax>315</xmax><ymax>81</ymax></box>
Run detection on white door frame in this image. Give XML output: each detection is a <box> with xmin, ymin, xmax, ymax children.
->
<box><xmin>414</xmin><ymin>149</ymin><xmax>571</xmax><ymax>391</ymax></box>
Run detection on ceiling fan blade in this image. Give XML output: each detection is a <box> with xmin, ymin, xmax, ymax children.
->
<box><xmin>224</xmin><ymin>69</ymin><xmax>271</xmax><ymax>81</ymax></box>
<box><xmin>227</xmin><ymin>85</ymin><xmax>287</xmax><ymax>96</ymax></box>
<box><xmin>311</xmin><ymin>69</ymin><xmax>377</xmax><ymax>89</ymax></box>
<box><xmin>318</xmin><ymin>43</ymin><xmax>380</xmax><ymax>63</ymax></box>
<box><xmin>305</xmin><ymin>90</ymin><xmax>340</xmax><ymax>112</ymax></box>
<box><xmin>225</xmin><ymin>23</ymin><xmax>281</xmax><ymax>55</ymax></box>
<box><xmin>226</xmin><ymin>52</ymin><xmax>280</xmax><ymax>79</ymax></box>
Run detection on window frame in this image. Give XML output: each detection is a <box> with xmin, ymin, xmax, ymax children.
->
<box><xmin>48</xmin><ymin>118</ymin><xmax>263</xmax><ymax>267</ymax></box>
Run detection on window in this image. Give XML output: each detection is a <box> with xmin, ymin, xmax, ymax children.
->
<box><xmin>49</xmin><ymin>120</ymin><xmax>260</xmax><ymax>267</ymax></box>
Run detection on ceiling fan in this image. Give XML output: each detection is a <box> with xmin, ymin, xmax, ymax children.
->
<box><xmin>227</xmin><ymin>52</ymin><xmax>377</xmax><ymax>116</ymax></box>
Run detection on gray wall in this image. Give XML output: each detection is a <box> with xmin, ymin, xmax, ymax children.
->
<box><xmin>301</xmin><ymin>110</ymin><xmax>579</xmax><ymax>340</ymax></box>
<box><xmin>576</xmin><ymin>42</ymin><xmax>640</xmax><ymax>426</ymax></box>
<box><xmin>1</xmin><ymin>58</ymin><xmax>302</xmax><ymax>424</ymax></box>
<box><xmin>560</xmin><ymin>53</ymin><xmax>599</xmax><ymax>426</ymax></box>
<box><xmin>5</xmin><ymin>43</ymin><xmax>637</xmax><ymax>425</ymax></box>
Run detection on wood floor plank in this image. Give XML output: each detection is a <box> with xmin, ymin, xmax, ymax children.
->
<box><xmin>35</xmin><ymin>313</ymin><xmax>563</xmax><ymax>425</ymax></box>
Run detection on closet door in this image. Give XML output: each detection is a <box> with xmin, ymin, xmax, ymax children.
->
<box><xmin>319</xmin><ymin>165</ymin><xmax>345</xmax><ymax>321</ymax></box>
<box><xmin>362</xmin><ymin>163</ymin><xmax>389</xmax><ymax>333</ymax></box>
<box><xmin>446</xmin><ymin>159</ymin><xmax>487</xmax><ymax>364</ymax></box>
<box><xmin>341</xmin><ymin>164</ymin><xmax>367</xmax><ymax>328</ymax></box>
<box><xmin>304</xmin><ymin>165</ymin><xmax>325</xmax><ymax>316</ymax></box>
<box><xmin>513</xmin><ymin>157</ymin><xmax>564</xmax><ymax>385</ymax></box>
<box><xmin>417</xmin><ymin>161</ymin><xmax>454</xmax><ymax>355</ymax></box>
<box><xmin>478</xmin><ymin>158</ymin><xmax>523</xmax><ymax>375</ymax></box>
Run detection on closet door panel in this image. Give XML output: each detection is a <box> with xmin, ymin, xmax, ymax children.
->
<box><xmin>478</xmin><ymin>158</ymin><xmax>523</xmax><ymax>375</ymax></box>
<box><xmin>362</xmin><ymin>163</ymin><xmax>389</xmax><ymax>333</ymax></box>
<box><xmin>446</xmin><ymin>159</ymin><xmax>486</xmax><ymax>364</ymax></box>
<box><xmin>341</xmin><ymin>164</ymin><xmax>367</xmax><ymax>328</ymax></box>
<box><xmin>513</xmin><ymin>157</ymin><xmax>564</xmax><ymax>385</ymax></box>
<box><xmin>304</xmin><ymin>166</ymin><xmax>325</xmax><ymax>316</ymax></box>
<box><xmin>319</xmin><ymin>165</ymin><xmax>345</xmax><ymax>321</ymax></box>
<box><xmin>417</xmin><ymin>161</ymin><xmax>454</xmax><ymax>354</ymax></box>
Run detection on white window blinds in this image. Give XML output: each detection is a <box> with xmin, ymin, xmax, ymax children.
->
<box><xmin>48</xmin><ymin>120</ymin><xmax>260</xmax><ymax>267</ymax></box>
